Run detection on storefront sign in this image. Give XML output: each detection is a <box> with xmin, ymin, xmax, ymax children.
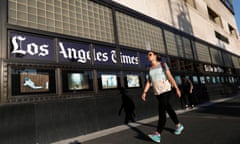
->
<box><xmin>204</xmin><ymin>64</ymin><xmax>224</xmax><ymax>73</ymax></box>
<box><xmin>93</xmin><ymin>46</ymin><xmax>139</xmax><ymax>65</ymax></box>
<box><xmin>120</xmin><ymin>50</ymin><xmax>139</xmax><ymax>66</ymax></box>
<box><xmin>10</xmin><ymin>32</ymin><xmax>140</xmax><ymax>66</ymax></box>
<box><xmin>10</xmin><ymin>32</ymin><xmax>54</xmax><ymax>60</ymax></box>
<box><xmin>59</xmin><ymin>41</ymin><xmax>140</xmax><ymax>65</ymax></box>
<box><xmin>93</xmin><ymin>45</ymin><xmax>115</xmax><ymax>65</ymax></box>
<box><xmin>59</xmin><ymin>40</ymin><xmax>90</xmax><ymax>63</ymax></box>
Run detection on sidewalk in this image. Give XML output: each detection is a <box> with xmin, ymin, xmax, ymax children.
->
<box><xmin>53</xmin><ymin>95</ymin><xmax>240</xmax><ymax>144</ymax></box>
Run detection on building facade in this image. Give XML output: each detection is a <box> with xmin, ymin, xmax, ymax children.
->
<box><xmin>0</xmin><ymin>0</ymin><xmax>239</xmax><ymax>143</ymax></box>
<box><xmin>113</xmin><ymin>0</ymin><xmax>240</xmax><ymax>54</ymax></box>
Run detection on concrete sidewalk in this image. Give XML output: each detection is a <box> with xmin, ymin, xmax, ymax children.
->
<box><xmin>52</xmin><ymin>95</ymin><xmax>240</xmax><ymax>144</ymax></box>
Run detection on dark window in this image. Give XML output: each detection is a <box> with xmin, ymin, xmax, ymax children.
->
<box><xmin>215</xmin><ymin>31</ymin><xmax>229</xmax><ymax>44</ymax></box>
<box><xmin>207</xmin><ymin>7</ymin><xmax>223</xmax><ymax>27</ymax></box>
<box><xmin>170</xmin><ymin>59</ymin><xmax>181</xmax><ymax>71</ymax></box>
<box><xmin>196</xmin><ymin>63</ymin><xmax>205</xmax><ymax>73</ymax></box>
<box><xmin>228</xmin><ymin>24</ymin><xmax>238</xmax><ymax>38</ymax></box>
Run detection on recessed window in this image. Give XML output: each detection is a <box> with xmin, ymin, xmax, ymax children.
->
<box><xmin>228</xmin><ymin>24</ymin><xmax>238</xmax><ymax>38</ymax></box>
<box><xmin>98</xmin><ymin>72</ymin><xmax>120</xmax><ymax>90</ymax></box>
<box><xmin>11</xmin><ymin>68</ymin><xmax>56</xmax><ymax>96</ymax></box>
<box><xmin>215</xmin><ymin>31</ymin><xmax>229</xmax><ymax>44</ymax></box>
<box><xmin>207</xmin><ymin>7</ymin><xmax>223</xmax><ymax>27</ymax></box>
<box><xmin>62</xmin><ymin>70</ymin><xmax>93</xmax><ymax>93</ymax></box>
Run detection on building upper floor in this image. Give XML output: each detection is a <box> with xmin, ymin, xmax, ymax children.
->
<box><xmin>112</xmin><ymin>0</ymin><xmax>240</xmax><ymax>55</ymax></box>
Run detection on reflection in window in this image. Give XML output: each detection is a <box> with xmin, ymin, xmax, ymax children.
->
<box><xmin>124</xmin><ymin>73</ymin><xmax>142</xmax><ymax>88</ymax></box>
<box><xmin>212</xmin><ymin>76</ymin><xmax>216</xmax><ymax>84</ymax></box>
<box><xmin>221</xmin><ymin>76</ymin><xmax>225</xmax><ymax>83</ymax></box>
<box><xmin>174</xmin><ymin>75</ymin><xmax>182</xmax><ymax>85</ymax></box>
<box><xmin>234</xmin><ymin>77</ymin><xmax>239</xmax><ymax>83</ymax></box>
<box><xmin>200</xmin><ymin>76</ymin><xmax>206</xmax><ymax>84</ymax></box>
<box><xmin>192</xmin><ymin>76</ymin><xmax>198</xmax><ymax>84</ymax></box>
<box><xmin>216</xmin><ymin>76</ymin><xmax>220</xmax><ymax>84</ymax></box>
<box><xmin>225</xmin><ymin>77</ymin><xmax>229</xmax><ymax>83</ymax></box>
<box><xmin>229</xmin><ymin>76</ymin><xmax>234</xmax><ymax>84</ymax></box>
<box><xmin>62</xmin><ymin>70</ymin><xmax>93</xmax><ymax>92</ymax></box>
<box><xmin>206</xmin><ymin>76</ymin><xmax>211</xmax><ymax>84</ymax></box>
<box><xmin>101</xmin><ymin>74</ymin><xmax>118</xmax><ymax>89</ymax></box>
<box><xmin>98</xmin><ymin>72</ymin><xmax>120</xmax><ymax>90</ymax></box>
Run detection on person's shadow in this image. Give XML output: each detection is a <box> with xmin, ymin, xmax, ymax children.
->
<box><xmin>118</xmin><ymin>87</ymin><xmax>136</xmax><ymax>124</ymax></box>
<box><xmin>69</xmin><ymin>140</ymin><xmax>81</xmax><ymax>144</ymax></box>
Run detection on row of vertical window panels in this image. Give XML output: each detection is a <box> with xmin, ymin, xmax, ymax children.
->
<box><xmin>164</xmin><ymin>30</ymin><xmax>193</xmax><ymax>59</ymax></box>
<box><xmin>8</xmin><ymin>0</ymin><xmax>114</xmax><ymax>43</ymax></box>
<box><xmin>194</xmin><ymin>42</ymin><xmax>211</xmax><ymax>63</ymax></box>
<box><xmin>115</xmin><ymin>10</ymin><xmax>240</xmax><ymax>69</ymax></box>
<box><xmin>232</xmin><ymin>56</ymin><xmax>240</xmax><ymax>69</ymax></box>
<box><xmin>223</xmin><ymin>53</ymin><xmax>233</xmax><ymax>67</ymax></box>
<box><xmin>115</xmin><ymin>11</ymin><xmax>165</xmax><ymax>53</ymax></box>
<box><xmin>210</xmin><ymin>47</ymin><xmax>224</xmax><ymax>66</ymax></box>
<box><xmin>196</xmin><ymin>43</ymin><xmax>240</xmax><ymax>68</ymax></box>
<box><xmin>164</xmin><ymin>29</ymin><xmax>239</xmax><ymax>68</ymax></box>
<box><xmin>211</xmin><ymin>48</ymin><xmax>240</xmax><ymax>68</ymax></box>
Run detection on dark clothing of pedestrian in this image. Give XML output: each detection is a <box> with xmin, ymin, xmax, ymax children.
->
<box><xmin>156</xmin><ymin>90</ymin><xmax>179</xmax><ymax>133</ymax></box>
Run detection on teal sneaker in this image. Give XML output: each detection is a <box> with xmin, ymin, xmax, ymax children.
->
<box><xmin>148</xmin><ymin>132</ymin><xmax>161</xmax><ymax>143</ymax></box>
<box><xmin>174</xmin><ymin>124</ymin><xmax>184</xmax><ymax>135</ymax></box>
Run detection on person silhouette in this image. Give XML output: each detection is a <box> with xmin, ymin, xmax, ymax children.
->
<box><xmin>181</xmin><ymin>75</ymin><xmax>194</xmax><ymax>109</ymax></box>
<box><xmin>118</xmin><ymin>87</ymin><xmax>136</xmax><ymax>124</ymax></box>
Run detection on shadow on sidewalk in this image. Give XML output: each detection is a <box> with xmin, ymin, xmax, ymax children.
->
<box><xmin>196</xmin><ymin>101</ymin><xmax>240</xmax><ymax>117</ymax></box>
<box><xmin>163</xmin><ymin>127</ymin><xmax>175</xmax><ymax>134</ymax></box>
<box><xmin>135</xmin><ymin>122</ymin><xmax>175</xmax><ymax>134</ymax></box>
<box><xmin>69</xmin><ymin>140</ymin><xmax>81</xmax><ymax>144</ymax></box>
<box><xmin>128</xmin><ymin>122</ymin><xmax>176</xmax><ymax>140</ymax></box>
<box><xmin>127</xmin><ymin>124</ymin><xmax>152</xmax><ymax>142</ymax></box>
